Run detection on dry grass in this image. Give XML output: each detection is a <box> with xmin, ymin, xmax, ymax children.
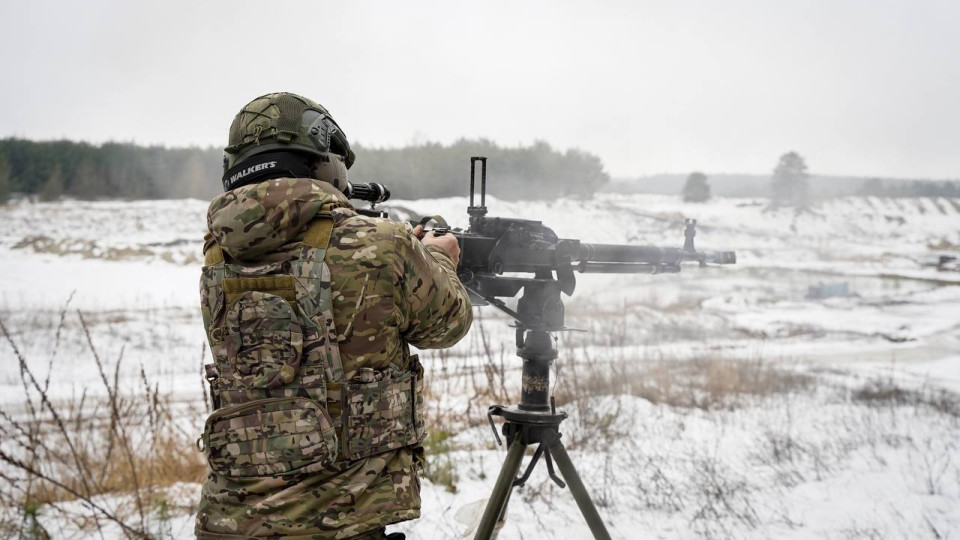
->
<box><xmin>0</xmin><ymin>308</ymin><xmax>206</xmax><ymax>539</ymax></box>
<box><xmin>553</xmin><ymin>354</ymin><xmax>813</xmax><ymax>412</ymax></box>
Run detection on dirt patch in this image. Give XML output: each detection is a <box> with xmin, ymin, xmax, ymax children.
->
<box><xmin>14</xmin><ymin>235</ymin><xmax>154</xmax><ymax>260</ymax></box>
<box><xmin>12</xmin><ymin>235</ymin><xmax>201</xmax><ymax>265</ymax></box>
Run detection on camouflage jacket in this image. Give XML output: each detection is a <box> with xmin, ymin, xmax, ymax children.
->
<box><xmin>196</xmin><ymin>178</ymin><xmax>472</xmax><ymax>539</ymax></box>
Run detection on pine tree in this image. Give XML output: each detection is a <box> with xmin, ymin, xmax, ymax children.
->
<box><xmin>175</xmin><ymin>151</ymin><xmax>209</xmax><ymax>199</ymax></box>
<box><xmin>39</xmin><ymin>164</ymin><xmax>64</xmax><ymax>202</ymax></box>
<box><xmin>770</xmin><ymin>151</ymin><xmax>810</xmax><ymax>207</ymax></box>
<box><xmin>682</xmin><ymin>171</ymin><xmax>711</xmax><ymax>202</ymax></box>
<box><xmin>70</xmin><ymin>155</ymin><xmax>102</xmax><ymax>199</ymax></box>
<box><xmin>0</xmin><ymin>154</ymin><xmax>11</xmax><ymax>204</ymax></box>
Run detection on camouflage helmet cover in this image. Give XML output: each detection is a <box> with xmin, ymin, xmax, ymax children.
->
<box><xmin>224</xmin><ymin>92</ymin><xmax>356</xmax><ymax>170</ymax></box>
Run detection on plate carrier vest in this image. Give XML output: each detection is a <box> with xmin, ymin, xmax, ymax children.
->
<box><xmin>197</xmin><ymin>215</ymin><xmax>427</xmax><ymax>478</ymax></box>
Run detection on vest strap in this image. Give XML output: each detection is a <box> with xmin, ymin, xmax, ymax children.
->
<box><xmin>303</xmin><ymin>214</ymin><xmax>335</xmax><ymax>250</ymax></box>
<box><xmin>204</xmin><ymin>244</ymin><xmax>224</xmax><ymax>266</ymax></box>
<box><xmin>223</xmin><ymin>275</ymin><xmax>298</xmax><ymax>308</ymax></box>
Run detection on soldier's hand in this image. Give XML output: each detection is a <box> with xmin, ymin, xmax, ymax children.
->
<box><xmin>412</xmin><ymin>225</ymin><xmax>460</xmax><ymax>266</ymax></box>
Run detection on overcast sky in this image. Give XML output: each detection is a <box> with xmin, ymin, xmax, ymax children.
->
<box><xmin>2</xmin><ymin>0</ymin><xmax>958</xmax><ymax>179</ymax></box>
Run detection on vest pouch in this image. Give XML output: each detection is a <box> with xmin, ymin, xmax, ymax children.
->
<box><xmin>344</xmin><ymin>365</ymin><xmax>427</xmax><ymax>461</ymax></box>
<box><xmin>222</xmin><ymin>290</ymin><xmax>302</xmax><ymax>390</ymax></box>
<box><xmin>202</xmin><ymin>397</ymin><xmax>338</xmax><ymax>478</ymax></box>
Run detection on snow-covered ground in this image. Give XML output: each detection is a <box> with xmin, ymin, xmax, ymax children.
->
<box><xmin>1</xmin><ymin>193</ymin><xmax>958</xmax><ymax>539</ymax></box>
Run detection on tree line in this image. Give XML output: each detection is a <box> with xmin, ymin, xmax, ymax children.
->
<box><xmin>0</xmin><ymin>139</ymin><xmax>223</xmax><ymax>202</ymax></box>
<box><xmin>0</xmin><ymin>137</ymin><xmax>609</xmax><ymax>204</ymax></box>
<box><xmin>855</xmin><ymin>177</ymin><xmax>960</xmax><ymax>198</ymax></box>
<box><xmin>681</xmin><ymin>152</ymin><xmax>960</xmax><ymax>206</ymax></box>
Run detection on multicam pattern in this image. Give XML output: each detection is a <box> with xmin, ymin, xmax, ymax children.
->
<box><xmin>196</xmin><ymin>178</ymin><xmax>472</xmax><ymax>539</ymax></box>
<box><xmin>224</xmin><ymin>291</ymin><xmax>303</xmax><ymax>389</ymax></box>
<box><xmin>206</xmin><ymin>178</ymin><xmax>350</xmax><ymax>262</ymax></box>
<box><xmin>344</xmin><ymin>366</ymin><xmax>426</xmax><ymax>461</ymax></box>
<box><xmin>204</xmin><ymin>397</ymin><xmax>338</xmax><ymax>478</ymax></box>
<box><xmin>196</xmin><ymin>448</ymin><xmax>422</xmax><ymax>540</ymax></box>
<box><xmin>201</xmin><ymin>237</ymin><xmax>341</xmax><ymax>408</ymax></box>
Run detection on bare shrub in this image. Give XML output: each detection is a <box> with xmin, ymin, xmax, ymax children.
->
<box><xmin>689</xmin><ymin>452</ymin><xmax>759</xmax><ymax>538</ymax></box>
<box><xmin>0</xmin><ymin>311</ymin><xmax>205</xmax><ymax>538</ymax></box>
<box><xmin>629</xmin><ymin>454</ymin><xmax>684</xmax><ymax>513</ymax></box>
<box><xmin>917</xmin><ymin>437</ymin><xmax>953</xmax><ymax>496</ymax></box>
<box><xmin>420</xmin><ymin>312</ymin><xmax>517</xmax><ymax>438</ymax></box>
<box><xmin>852</xmin><ymin>378</ymin><xmax>960</xmax><ymax>417</ymax></box>
<box><xmin>421</xmin><ymin>430</ymin><xmax>459</xmax><ymax>493</ymax></box>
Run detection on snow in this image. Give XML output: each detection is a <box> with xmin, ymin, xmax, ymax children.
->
<box><xmin>1</xmin><ymin>193</ymin><xmax>958</xmax><ymax>539</ymax></box>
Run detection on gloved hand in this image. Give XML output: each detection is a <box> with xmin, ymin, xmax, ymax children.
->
<box><xmin>412</xmin><ymin>224</ymin><xmax>460</xmax><ymax>266</ymax></box>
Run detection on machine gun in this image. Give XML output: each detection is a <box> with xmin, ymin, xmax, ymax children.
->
<box><xmin>348</xmin><ymin>156</ymin><xmax>735</xmax><ymax>331</ymax></box>
<box><xmin>348</xmin><ymin>157</ymin><xmax>736</xmax><ymax>540</ymax></box>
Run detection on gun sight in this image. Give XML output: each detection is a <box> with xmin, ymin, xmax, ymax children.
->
<box><xmin>468</xmin><ymin>156</ymin><xmax>489</xmax><ymax>227</ymax></box>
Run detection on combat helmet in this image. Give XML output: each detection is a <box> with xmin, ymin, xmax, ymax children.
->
<box><xmin>222</xmin><ymin>92</ymin><xmax>355</xmax><ymax>191</ymax></box>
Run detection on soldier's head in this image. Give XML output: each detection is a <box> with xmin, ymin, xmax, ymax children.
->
<box><xmin>222</xmin><ymin>92</ymin><xmax>355</xmax><ymax>192</ymax></box>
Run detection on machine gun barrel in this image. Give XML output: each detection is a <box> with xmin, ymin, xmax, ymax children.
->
<box><xmin>576</xmin><ymin>243</ymin><xmax>736</xmax><ymax>273</ymax></box>
<box><xmin>450</xmin><ymin>232</ymin><xmax>736</xmax><ymax>277</ymax></box>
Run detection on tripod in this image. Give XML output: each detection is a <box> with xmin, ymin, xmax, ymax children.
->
<box><xmin>471</xmin><ymin>279</ymin><xmax>612</xmax><ymax>540</ymax></box>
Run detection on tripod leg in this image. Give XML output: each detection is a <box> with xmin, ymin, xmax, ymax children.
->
<box><xmin>474</xmin><ymin>439</ymin><xmax>526</xmax><ymax>540</ymax></box>
<box><xmin>547</xmin><ymin>436</ymin><xmax>612</xmax><ymax>540</ymax></box>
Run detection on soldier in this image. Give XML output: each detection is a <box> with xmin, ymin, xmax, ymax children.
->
<box><xmin>195</xmin><ymin>92</ymin><xmax>472</xmax><ymax>540</ymax></box>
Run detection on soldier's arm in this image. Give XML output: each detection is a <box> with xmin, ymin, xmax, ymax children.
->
<box><xmin>396</xmin><ymin>225</ymin><xmax>473</xmax><ymax>349</ymax></box>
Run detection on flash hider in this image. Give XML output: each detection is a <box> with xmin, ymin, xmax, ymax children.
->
<box><xmin>344</xmin><ymin>182</ymin><xmax>390</xmax><ymax>205</ymax></box>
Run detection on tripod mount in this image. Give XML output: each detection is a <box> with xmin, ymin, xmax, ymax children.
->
<box><xmin>472</xmin><ymin>277</ymin><xmax>612</xmax><ymax>540</ymax></box>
